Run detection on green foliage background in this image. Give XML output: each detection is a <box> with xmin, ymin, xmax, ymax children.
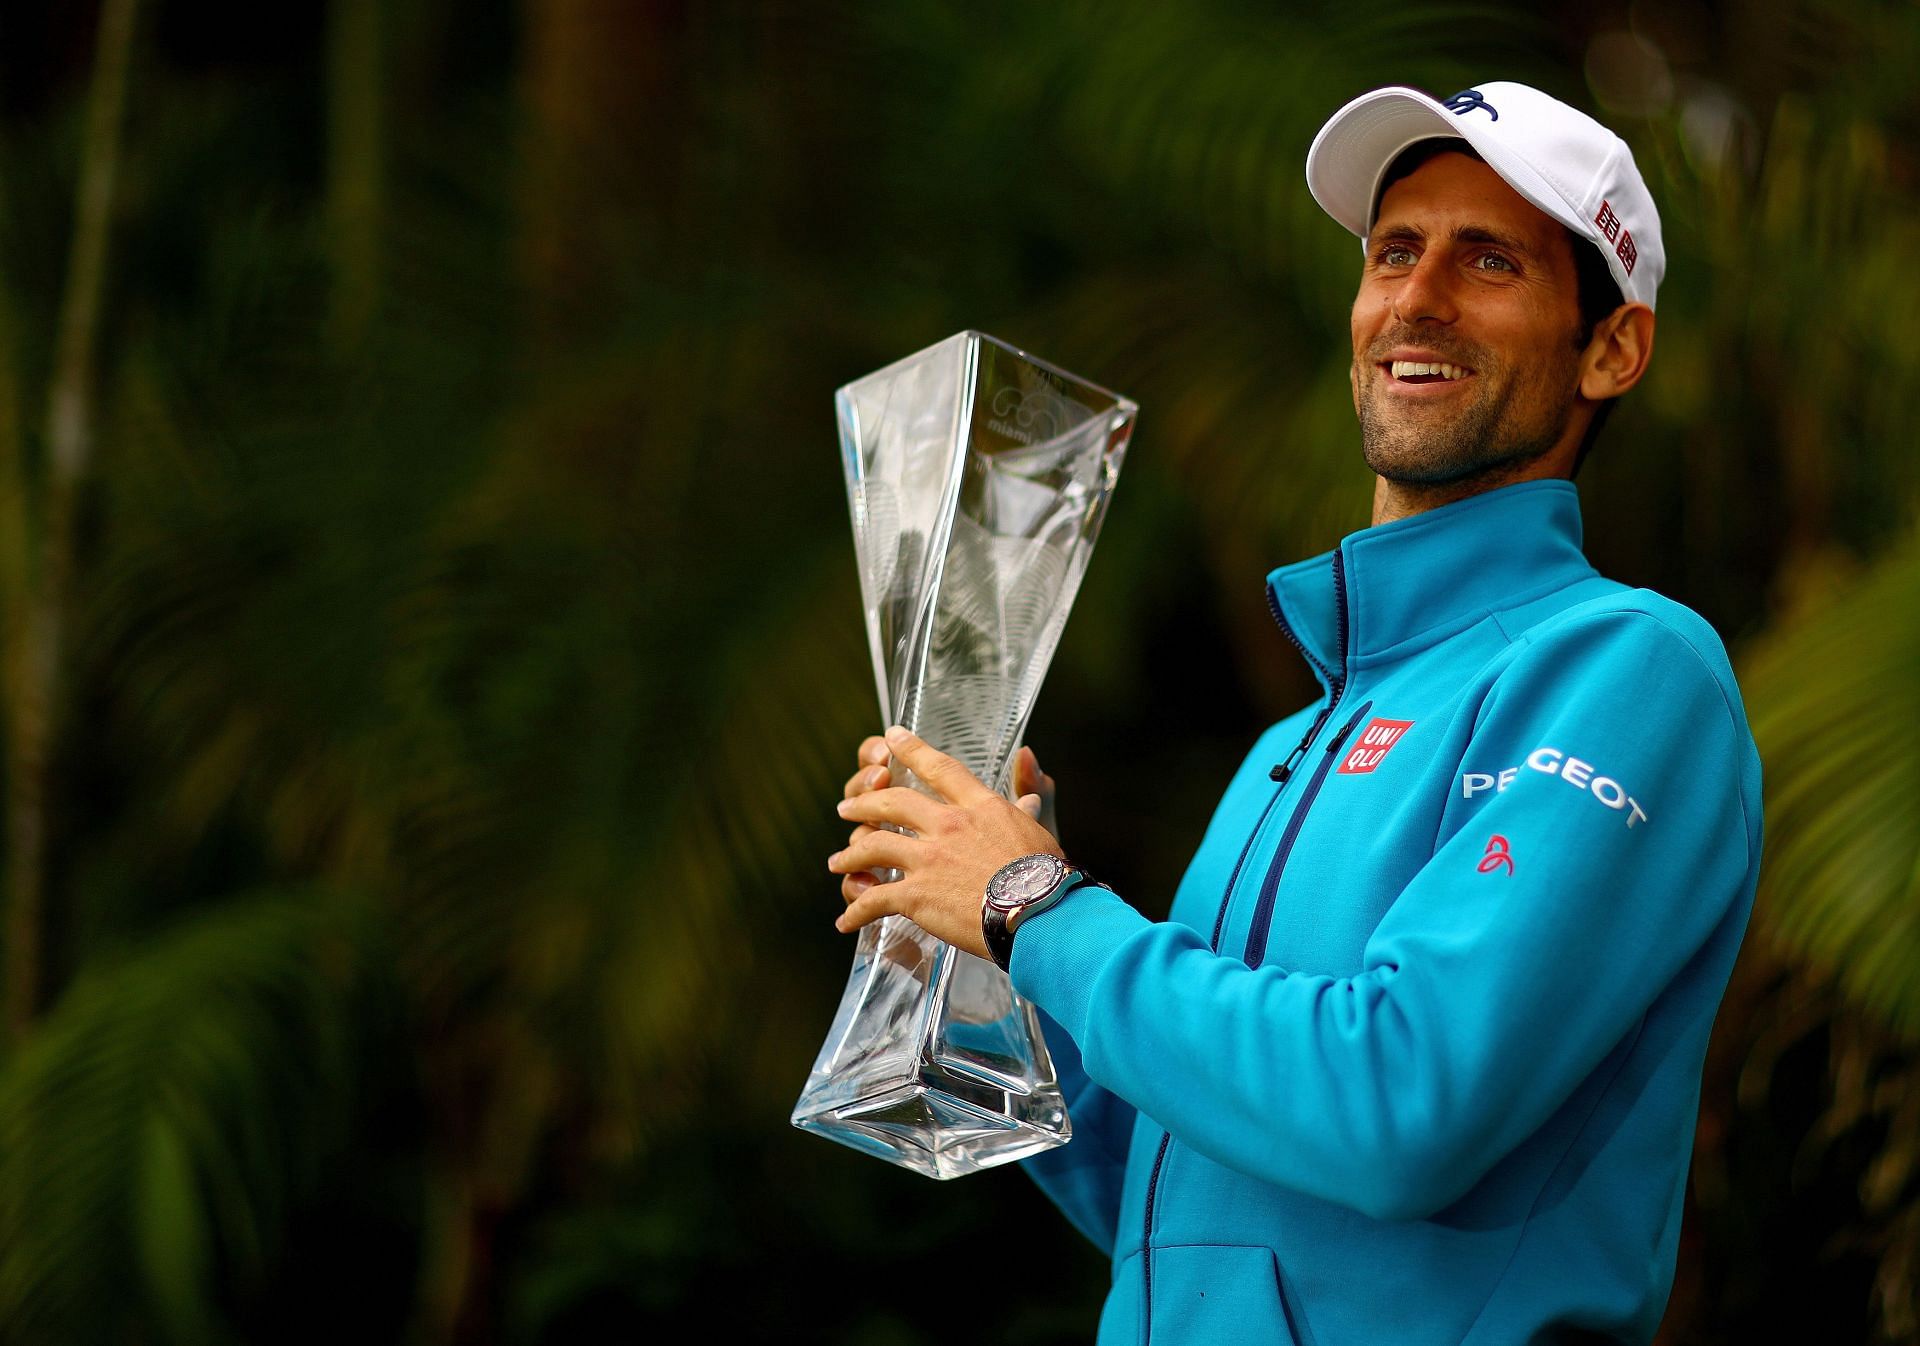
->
<box><xmin>0</xmin><ymin>1</ymin><xmax>1916</xmax><ymax>1341</ymax></box>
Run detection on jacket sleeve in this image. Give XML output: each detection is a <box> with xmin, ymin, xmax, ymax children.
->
<box><xmin>1009</xmin><ymin>610</ymin><xmax>1759</xmax><ymax>1222</ymax></box>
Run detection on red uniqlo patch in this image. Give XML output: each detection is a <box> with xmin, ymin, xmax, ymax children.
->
<box><xmin>1338</xmin><ymin>718</ymin><xmax>1415</xmax><ymax>774</ymax></box>
<box><xmin>1594</xmin><ymin>199</ymin><xmax>1621</xmax><ymax>243</ymax></box>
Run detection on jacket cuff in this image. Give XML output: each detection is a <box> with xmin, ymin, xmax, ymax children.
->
<box><xmin>1008</xmin><ymin>883</ymin><xmax>1151</xmax><ymax>1045</ymax></box>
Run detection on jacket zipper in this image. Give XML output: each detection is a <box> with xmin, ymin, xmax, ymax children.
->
<box><xmin>1267</xmin><ymin>551</ymin><xmax>1345</xmax><ymax>698</ymax></box>
<box><xmin>1241</xmin><ymin>548</ymin><xmax>1351</xmax><ymax>968</ymax></box>
<box><xmin>1207</xmin><ymin>780</ymin><xmax>1291</xmax><ymax>951</ymax></box>
<box><xmin>1242</xmin><ymin>698</ymin><xmax>1369</xmax><ymax>967</ymax></box>
<box><xmin>1140</xmin><ymin>550</ymin><xmax>1351</xmax><ymax>1340</ymax></box>
<box><xmin>1139</xmin><ymin>769</ymin><xmax>1286</xmax><ymax>1331</ymax></box>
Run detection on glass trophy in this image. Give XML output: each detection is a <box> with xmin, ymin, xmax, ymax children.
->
<box><xmin>791</xmin><ymin>331</ymin><xmax>1136</xmax><ymax>1178</ymax></box>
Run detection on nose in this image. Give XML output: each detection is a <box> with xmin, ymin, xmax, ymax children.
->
<box><xmin>1391</xmin><ymin>250</ymin><xmax>1459</xmax><ymax>326</ymax></box>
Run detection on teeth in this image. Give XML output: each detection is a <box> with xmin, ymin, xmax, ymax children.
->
<box><xmin>1390</xmin><ymin>360</ymin><xmax>1469</xmax><ymax>380</ymax></box>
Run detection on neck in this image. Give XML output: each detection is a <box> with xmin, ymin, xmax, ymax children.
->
<box><xmin>1369</xmin><ymin>438</ymin><xmax>1582</xmax><ymax>527</ymax></box>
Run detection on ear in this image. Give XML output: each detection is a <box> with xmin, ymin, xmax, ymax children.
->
<box><xmin>1579</xmin><ymin>302</ymin><xmax>1656</xmax><ymax>401</ymax></box>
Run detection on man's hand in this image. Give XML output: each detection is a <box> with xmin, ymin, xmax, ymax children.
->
<box><xmin>830</xmin><ymin>726</ymin><xmax>1066</xmax><ymax>958</ymax></box>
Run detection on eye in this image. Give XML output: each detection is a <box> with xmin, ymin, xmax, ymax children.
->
<box><xmin>1378</xmin><ymin>243</ymin><xmax>1417</xmax><ymax>268</ymax></box>
<box><xmin>1473</xmin><ymin>252</ymin><xmax>1516</xmax><ymax>273</ymax></box>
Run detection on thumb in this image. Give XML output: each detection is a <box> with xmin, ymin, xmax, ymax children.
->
<box><xmin>1014</xmin><ymin>745</ymin><xmax>1043</xmax><ymax>793</ymax></box>
<box><xmin>1017</xmin><ymin>793</ymin><xmax>1043</xmax><ymax>819</ymax></box>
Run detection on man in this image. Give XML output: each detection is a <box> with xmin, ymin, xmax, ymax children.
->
<box><xmin>828</xmin><ymin>81</ymin><xmax>1761</xmax><ymax>1345</ymax></box>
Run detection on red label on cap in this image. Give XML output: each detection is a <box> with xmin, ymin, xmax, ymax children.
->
<box><xmin>1616</xmin><ymin>229</ymin><xmax>1638</xmax><ymax>275</ymax></box>
<box><xmin>1594</xmin><ymin>199</ymin><xmax>1621</xmax><ymax>243</ymax></box>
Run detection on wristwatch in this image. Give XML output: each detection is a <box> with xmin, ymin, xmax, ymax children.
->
<box><xmin>981</xmin><ymin>854</ymin><xmax>1102</xmax><ymax>973</ymax></box>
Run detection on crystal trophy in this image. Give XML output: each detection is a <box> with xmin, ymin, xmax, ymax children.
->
<box><xmin>791</xmin><ymin>331</ymin><xmax>1136</xmax><ymax>1179</ymax></box>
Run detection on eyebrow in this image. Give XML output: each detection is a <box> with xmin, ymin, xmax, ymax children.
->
<box><xmin>1370</xmin><ymin>222</ymin><xmax>1538</xmax><ymax>260</ymax></box>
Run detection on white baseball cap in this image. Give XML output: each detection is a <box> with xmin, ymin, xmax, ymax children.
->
<box><xmin>1306</xmin><ymin>81</ymin><xmax>1663</xmax><ymax>310</ymax></box>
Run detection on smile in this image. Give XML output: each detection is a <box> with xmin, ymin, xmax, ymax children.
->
<box><xmin>1385</xmin><ymin>360</ymin><xmax>1473</xmax><ymax>383</ymax></box>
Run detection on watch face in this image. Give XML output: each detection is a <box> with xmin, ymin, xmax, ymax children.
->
<box><xmin>988</xmin><ymin>854</ymin><xmax>1066</xmax><ymax>911</ymax></box>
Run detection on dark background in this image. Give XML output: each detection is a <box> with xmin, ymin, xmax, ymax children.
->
<box><xmin>0</xmin><ymin>1</ymin><xmax>1915</xmax><ymax>1341</ymax></box>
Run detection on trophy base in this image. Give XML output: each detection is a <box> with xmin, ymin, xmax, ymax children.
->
<box><xmin>792</xmin><ymin>1073</ymin><xmax>1070</xmax><ymax>1180</ymax></box>
<box><xmin>792</xmin><ymin>916</ymin><xmax>1072</xmax><ymax>1179</ymax></box>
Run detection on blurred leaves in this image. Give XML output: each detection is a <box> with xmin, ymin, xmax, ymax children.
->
<box><xmin>1744</xmin><ymin>539</ymin><xmax>1920</xmax><ymax>1040</ymax></box>
<box><xmin>0</xmin><ymin>890</ymin><xmax>394</xmax><ymax>1342</ymax></box>
<box><xmin>1717</xmin><ymin>540</ymin><xmax>1920</xmax><ymax>1341</ymax></box>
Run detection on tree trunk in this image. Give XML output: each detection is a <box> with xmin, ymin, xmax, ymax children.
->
<box><xmin>4</xmin><ymin>0</ymin><xmax>140</xmax><ymax>1040</ymax></box>
<box><xmin>327</xmin><ymin>0</ymin><xmax>385</xmax><ymax>351</ymax></box>
<box><xmin>517</xmin><ymin>0</ymin><xmax>678</xmax><ymax>354</ymax></box>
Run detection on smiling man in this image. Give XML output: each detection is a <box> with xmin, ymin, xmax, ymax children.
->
<box><xmin>829</xmin><ymin>82</ymin><xmax>1761</xmax><ymax>1345</ymax></box>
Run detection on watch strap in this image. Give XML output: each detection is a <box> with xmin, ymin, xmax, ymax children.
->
<box><xmin>982</xmin><ymin>863</ymin><xmax>1103</xmax><ymax>973</ymax></box>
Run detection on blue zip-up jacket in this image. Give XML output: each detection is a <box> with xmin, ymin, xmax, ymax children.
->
<box><xmin>1011</xmin><ymin>480</ymin><xmax>1762</xmax><ymax>1345</ymax></box>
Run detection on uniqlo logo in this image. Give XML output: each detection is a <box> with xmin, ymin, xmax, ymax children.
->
<box><xmin>1616</xmin><ymin>229</ymin><xmax>1638</xmax><ymax>275</ymax></box>
<box><xmin>1338</xmin><ymin>718</ymin><xmax>1414</xmax><ymax>774</ymax></box>
<box><xmin>1594</xmin><ymin>199</ymin><xmax>1621</xmax><ymax>243</ymax></box>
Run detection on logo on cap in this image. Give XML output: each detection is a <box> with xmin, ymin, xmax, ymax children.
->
<box><xmin>1594</xmin><ymin>200</ymin><xmax>1622</xmax><ymax>243</ymax></box>
<box><xmin>1442</xmin><ymin>89</ymin><xmax>1499</xmax><ymax>121</ymax></box>
<box><xmin>1593</xmin><ymin>199</ymin><xmax>1639</xmax><ymax>276</ymax></box>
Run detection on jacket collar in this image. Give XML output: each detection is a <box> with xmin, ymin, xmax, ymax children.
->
<box><xmin>1266</xmin><ymin>479</ymin><xmax>1597</xmax><ymax>688</ymax></box>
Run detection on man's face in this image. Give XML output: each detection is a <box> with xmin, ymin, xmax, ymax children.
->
<box><xmin>1349</xmin><ymin>150</ymin><xmax>1588</xmax><ymax>485</ymax></box>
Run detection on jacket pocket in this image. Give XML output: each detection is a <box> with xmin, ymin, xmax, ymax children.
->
<box><xmin>1147</xmin><ymin>1244</ymin><xmax>1299</xmax><ymax>1345</ymax></box>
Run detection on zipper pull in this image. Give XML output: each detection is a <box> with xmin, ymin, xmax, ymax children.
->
<box><xmin>1269</xmin><ymin>702</ymin><xmax>1335</xmax><ymax>782</ymax></box>
<box><xmin>1324</xmin><ymin>708</ymin><xmax>1366</xmax><ymax>754</ymax></box>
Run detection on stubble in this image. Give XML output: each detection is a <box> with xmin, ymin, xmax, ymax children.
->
<box><xmin>1355</xmin><ymin>333</ymin><xmax>1581</xmax><ymax>487</ymax></box>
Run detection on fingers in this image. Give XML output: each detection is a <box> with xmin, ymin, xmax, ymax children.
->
<box><xmin>829</xmin><ymin>826</ymin><xmax>920</xmax><ymax>878</ymax></box>
<box><xmin>837</xmin><ymin>786</ymin><xmax>941</xmax><ymax>834</ymax></box>
<box><xmin>834</xmin><ymin>735</ymin><xmax>926</xmax><ymax>912</ymax></box>
<box><xmin>842</xmin><ymin>736</ymin><xmax>894</xmax><ymax>799</ymax></box>
<box><xmin>836</xmin><ymin>881</ymin><xmax>910</xmax><ymax>933</ymax></box>
<box><xmin>1014</xmin><ymin>745</ymin><xmax>1055</xmax><ymax>796</ymax></box>
<box><xmin>1014</xmin><ymin>746</ymin><xmax>1060</xmax><ymax>841</ymax></box>
<box><xmin>842</xmin><ymin>761</ymin><xmax>891</xmax><ymax>799</ymax></box>
<box><xmin>838</xmin><ymin>824</ymin><xmax>887</xmax><ymax>901</ymax></box>
<box><xmin>883</xmin><ymin>725</ymin><xmax>992</xmax><ymax>804</ymax></box>
<box><xmin>1014</xmin><ymin>746</ymin><xmax>1040</xmax><ymax>794</ymax></box>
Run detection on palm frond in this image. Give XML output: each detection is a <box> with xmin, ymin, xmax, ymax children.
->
<box><xmin>0</xmin><ymin>890</ymin><xmax>394</xmax><ymax>1343</ymax></box>
<box><xmin>1741</xmin><ymin>537</ymin><xmax>1920</xmax><ymax>1039</ymax></box>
